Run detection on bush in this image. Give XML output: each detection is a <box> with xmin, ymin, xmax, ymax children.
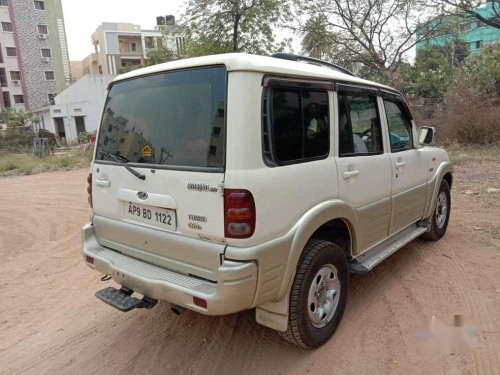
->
<box><xmin>0</xmin><ymin>127</ymin><xmax>35</xmax><ymax>152</ymax></box>
<box><xmin>435</xmin><ymin>44</ymin><xmax>500</xmax><ymax>145</ymax></box>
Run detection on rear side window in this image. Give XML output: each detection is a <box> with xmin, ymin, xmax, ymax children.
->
<box><xmin>383</xmin><ymin>100</ymin><xmax>413</xmax><ymax>152</ymax></box>
<box><xmin>267</xmin><ymin>88</ymin><xmax>329</xmax><ymax>165</ymax></box>
<box><xmin>96</xmin><ymin>66</ymin><xmax>226</xmax><ymax>170</ymax></box>
<box><xmin>338</xmin><ymin>93</ymin><xmax>383</xmax><ymax>156</ymax></box>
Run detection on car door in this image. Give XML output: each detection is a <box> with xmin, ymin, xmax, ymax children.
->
<box><xmin>382</xmin><ymin>95</ymin><xmax>428</xmax><ymax>235</ymax></box>
<box><xmin>336</xmin><ymin>88</ymin><xmax>392</xmax><ymax>254</ymax></box>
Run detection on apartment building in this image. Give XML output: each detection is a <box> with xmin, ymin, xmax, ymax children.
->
<box><xmin>76</xmin><ymin>17</ymin><xmax>186</xmax><ymax>78</ymax></box>
<box><xmin>0</xmin><ymin>0</ymin><xmax>70</xmax><ymax>111</ymax></box>
<box><xmin>155</xmin><ymin>15</ymin><xmax>186</xmax><ymax>57</ymax></box>
<box><xmin>416</xmin><ymin>1</ymin><xmax>500</xmax><ymax>57</ymax></box>
<box><xmin>86</xmin><ymin>22</ymin><xmax>146</xmax><ymax>75</ymax></box>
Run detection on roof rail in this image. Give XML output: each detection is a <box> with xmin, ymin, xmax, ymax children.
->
<box><xmin>271</xmin><ymin>52</ymin><xmax>356</xmax><ymax>77</ymax></box>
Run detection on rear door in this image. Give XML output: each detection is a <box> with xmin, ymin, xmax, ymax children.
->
<box><xmin>336</xmin><ymin>88</ymin><xmax>392</xmax><ymax>254</ymax></box>
<box><xmin>91</xmin><ymin>66</ymin><xmax>227</xmax><ymax>280</ymax></box>
<box><xmin>381</xmin><ymin>96</ymin><xmax>428</xmax><ymax>235</ymax></box>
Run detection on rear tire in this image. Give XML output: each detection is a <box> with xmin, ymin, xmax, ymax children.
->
<box><xmin>279</xmin><ymin>239</ymin><xmax>349</xmax><ymax>349</ymax></box>
<box><xmin>423</xmin><ymin>179</ymin><xmax>451</xmax><ymax>241</ymax></box>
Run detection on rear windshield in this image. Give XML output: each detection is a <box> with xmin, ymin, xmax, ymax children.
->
<box><xmin>96</xmin><ymin>66</ymin><xmax>226</xmax><ymax>169</ymax></box>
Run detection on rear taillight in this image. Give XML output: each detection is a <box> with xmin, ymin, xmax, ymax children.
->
<box><xmin>224</xmin><ymin>189</ymin><xmax>256</xmax><ymax>238</ymax></box>
<box><xmin>87</xmin><ymin>173</ymin><xmax>92</xmax><ymax>208</ymax></box>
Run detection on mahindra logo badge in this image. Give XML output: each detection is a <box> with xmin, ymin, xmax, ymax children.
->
<box><xmin>137</xmin><ymin>191</ymin><xmax>148</xmax><ymax>200</ymax></box>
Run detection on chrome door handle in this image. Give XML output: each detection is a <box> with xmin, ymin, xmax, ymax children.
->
<box><xmin>395</xmin><ymin>161</ymin><xmax>407</xmax><ymax>169</ymax></box>
<box><xmin>95</xmin><ymin>179</ymin><xmax>111</xmax><ymax>187</ymax></box>
<box><xmin>343</xmin><ymin>170</ymin><xmax>360</xmax><ymax>179</ymax></box>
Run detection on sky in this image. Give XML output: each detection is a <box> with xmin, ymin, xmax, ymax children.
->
<box><xmin>61</xmin><ymin>0</ymin><xmax>184</xmax><ymax>61</ymax></box>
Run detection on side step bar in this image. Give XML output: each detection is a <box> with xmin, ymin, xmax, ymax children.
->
<box><xmin>95</xmin><ymin>286</ymin><xmax>157</xmax><ymax>312</ymax></box>
<box><xmin>349</xmin><ymin>223</ymin><xmax>428</xmax><ymax>274</ymax></box>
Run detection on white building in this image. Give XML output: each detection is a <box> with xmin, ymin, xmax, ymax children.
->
<box><xmin>34</xmin><ymin>74</ymin><xmax>115</xmax><ymax>140</ymax></box>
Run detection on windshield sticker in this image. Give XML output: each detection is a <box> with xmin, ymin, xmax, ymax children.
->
<box><xmin>142</xmin><ymin>145</ymin><xmax>153</xmax><ymax>158</ymax></box>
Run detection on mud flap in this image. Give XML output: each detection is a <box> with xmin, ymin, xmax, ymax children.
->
<box><xmin>255</xmin><ymin>271</ymin><xmax>295</xmax><ymax>332</ymax></box>
<box><xmin>256</xmin><ymin>302</ymin><xmax>288</xmax><ymax>331</ymax></box>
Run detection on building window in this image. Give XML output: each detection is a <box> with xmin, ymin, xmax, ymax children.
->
<box><xmin>44</xmin><ymin>71</ymin><xmax>55</xmax><ymax>80</ymax></box>
<box><xmin>1</xmin><ymin>22</ymin><xmax>12</xmax><ymax>32</ymax></box>
<box><xmin>475</xmin><ymin>40</ymin><xmax>483</xmax><ymax>49</ymax></box>
<box><xmin>5</xmin><ymin>47</ymin><xmax>16</xmax><ymax>57</ymax></box>
<box><xmin>34</xmin><ymin>0</ymin><xmax>45</xmax><ymax>10</ymax></box>
<box><xmin>131</xmin><ymin>42</ymin><xmax>137</xmax><ymax>52</ymax></box>
<box><xmin>41</xmin><ymin>48</ymin><xmax>52</xmax><ymax>58</ymax></box>
<box><xmin>0</xmin><ymin>0</ymin><xmax>8</xmax><ymax>7</ymax></box>
<box><xmin>2</xmin><ymin>91</ymin><xmax>11</xmax><ymax>108</ymax></box>
<box><xmin>10</xmin><ymin>71</ymin><xmax>21</xmax><ymax>81</ymax></box>
<box><xmin>48</xmin><ymin>93</ymin><xmax>56</xmax><ymax>105</ymax></box>
<box><xmin>14</xmin><ymin>95</ymin><xmax>24</xmax><ymax>104</ymax></box>
<box><xmin>0</xmin><ymin>68</ymin><xmax>7</xmax><ymax>87</ymax></box>
<box><xmin>37</xmin><ymin>24</ymin><xmax>48</xmax><ymax>35</ymax></box>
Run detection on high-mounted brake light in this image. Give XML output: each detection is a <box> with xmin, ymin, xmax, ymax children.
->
<box><xmin>87</xmin><ymin>173</ymin><xmax>92</xmax><ymax>208</ymax></box>
<box><xmin>224</xmin><ymin>189</ymin><xmax>256</xmax><ymax>238</ymax></box>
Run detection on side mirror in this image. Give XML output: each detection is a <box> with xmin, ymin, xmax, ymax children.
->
<box><xmin>418</xmin><ymin>126</ymin><xmax>435</xmax><ymax>145</ymax></box>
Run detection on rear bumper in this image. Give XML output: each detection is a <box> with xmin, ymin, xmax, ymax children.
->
<box><xmin>82</xmin><ymin>223</ymin><xmax>257</xmax><ymax>315</ymax></box>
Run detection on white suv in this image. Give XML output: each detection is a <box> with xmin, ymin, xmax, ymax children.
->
<box><xmin>83</xmin><ymin>53</ymin><xmax>453</xmax><ymax>348</ymax></box>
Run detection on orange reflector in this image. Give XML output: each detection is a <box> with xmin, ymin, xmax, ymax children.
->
<box><xmin>193</xmin><ymin>296</ymin><xmax>207</xmax><ymax>309</ymax></box>
<box><xmin>85</xmin><ymin>255</ymin><xmax>94</xmax><ymax>264</ymax></box>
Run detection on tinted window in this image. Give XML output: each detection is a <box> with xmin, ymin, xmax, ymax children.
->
<box><xmin>384</xmin><ymin>100</ymin><xmax>413</xmax><ymax>152</ymax></box>
<box><xmin>271</xmin><ymin>89</ymin><xmax>328</xmax><ymax>164</ymax></box>
<box><xmin>338</xmin><ymin>93</ymin><xmax>383</xmax><ymax>156</ymax></box>
<box><xmin>96</xmin><ymin>66</ymin><xmax>226</xmax><ymax>169</ymax></box>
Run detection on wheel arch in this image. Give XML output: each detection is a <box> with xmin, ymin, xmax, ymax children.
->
<box><xmin>255</xmin><ymin>201</ymin><xmax>358</xmax><ymax>332</ymax></box>
<box><xmin>443</xmin><ymin>172</ymin><xmax>453</xmax><ymax>189</ymax></box>
<box><xmin>281</xmin><ymin>200</ymin><xmax>358</xmax><ymax>298</ymax></box>
<box><xmin>424</xmin><ymin>162</ymin><xmax>454</xmax><ymax>219</ymax></box>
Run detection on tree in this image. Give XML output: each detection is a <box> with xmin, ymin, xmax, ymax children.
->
<box><xmin>411</xmin><ymin>46</ymin><xmax>453</xmax><ymax>100</ymax></box>
<box><xmin>298</xmin><ymin>0</ymin><xmax>439</xmax><ymax>76</ymax></box>
<box><xmin>145</xmin><ymin>45</ymin><xmax>177</xmax><ymax>66</ymax></box>
<box><xmin>0</xmin><ymin>108</ymin><xmax>34</xmax><ymax>128</ymax></box>
<box><xmin>429</xmin><ymin>0</ymin><xmax>500</xmax><ymax>29</ymax></box>
<box><xmin>181</xmin><ymin>0</ymin><xmax>290</xmax><ymax>56</ymax></box>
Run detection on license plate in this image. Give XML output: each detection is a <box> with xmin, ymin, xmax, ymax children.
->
<box><xmin>125</xmin><ymin>202</ymin><xmax>176</xmax><ymax>231</ymax></box>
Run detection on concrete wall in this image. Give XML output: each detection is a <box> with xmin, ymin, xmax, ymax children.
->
<box><xmin>46</xmin><ymin>0</ymin><xmax>70</xmax><ymax>92</ymax></box>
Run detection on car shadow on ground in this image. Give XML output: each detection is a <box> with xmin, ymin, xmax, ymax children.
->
<box><xmin>95</xmin><ymin>238</ymin><xmax>433</xmax><ymax>374</ymax></box>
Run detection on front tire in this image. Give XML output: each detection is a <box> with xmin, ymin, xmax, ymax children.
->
<box><xmin>279</xmin><ymin>239</ymin><xmax>349</xmax><ymax>349</ymax></box>
<box><xmin>423</xmin><ymin>179</ymin><xmax>451</xmax><ymax>241</ymax></box>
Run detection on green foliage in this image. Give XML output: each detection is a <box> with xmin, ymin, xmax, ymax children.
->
<box><xmin>0</xmin><ymin>108</ymin><xmax>37</xmax><ymax>152</ymax></box>
<box><xmin>145</xmin><ymin>45</ymin><xmax>177</xmax><ymax>66</ymax></box>
<box><xmin>182</xmin><ymin>0</ymin><xmax>290</xmax><ymax>56</ymax></box>
<box><xmin>392</xmin><ymin>46</ymin><xmax>453</xmax><ymax>102</ymax></box>
<box><xmin>459</xmin><ymin>44</ymin><xmax>500</xmax><ymax>95</ymax></box>
<box><xmin>0</xmin><ymin>108</ymin><xmax>34</xmax><ymax>128</ymax></box>
<box><xmin>0</xmin><ymin>147</ymin><xmax>93</xmax><ymax>176</ymax></box>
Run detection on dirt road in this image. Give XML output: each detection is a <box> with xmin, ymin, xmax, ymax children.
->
<box><xmin>0</xmin><ymin>159</ymin><xmax>499</xmax><ymax>375</ymax></box>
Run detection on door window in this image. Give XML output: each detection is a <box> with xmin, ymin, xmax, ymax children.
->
<box><xmin>268</xmin><ymin>88</ymin><xmax>329</xmax><ymax>164</ymax></box>
<box><xmin>383</xmin><ymin>100</ymin><xmax>413</xmax><ymax>152</ymax></box>
<box><xmin>338</xmin><ymin>93</ymin><xmax>383</xmax><ymax>156</ymax></box>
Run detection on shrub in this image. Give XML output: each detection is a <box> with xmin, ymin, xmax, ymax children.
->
<box><xmin>435</xmin><ymin>45</ymin><xmax>500</xmax><ymax>145</ymax></box>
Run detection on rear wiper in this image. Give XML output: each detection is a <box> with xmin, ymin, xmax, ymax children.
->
<box><xmin>99</xmin><ymin>151</ymin><xmax>146</xmax><ymax>180</ymax></box>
